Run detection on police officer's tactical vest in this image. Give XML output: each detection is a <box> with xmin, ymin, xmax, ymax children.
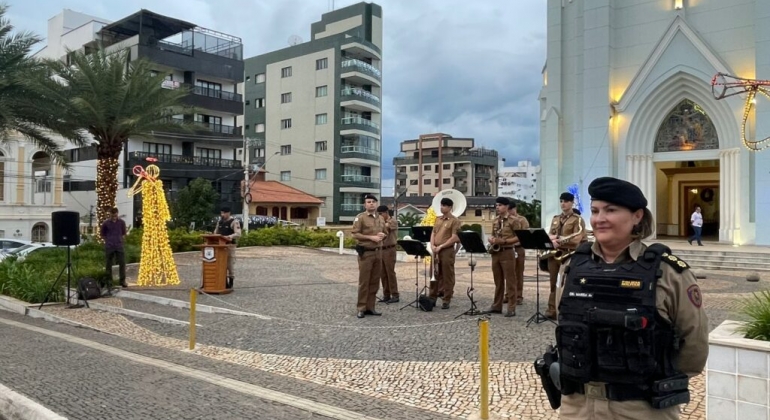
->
<box><xmin>557</xmin><ymin>242</ymin><xmax>686</xmax><ymax>403</ymax></box>
<box><xmin>217</xmin><ymin>218</ymin><xmax>237</xmax><ymax>244</ymax></box>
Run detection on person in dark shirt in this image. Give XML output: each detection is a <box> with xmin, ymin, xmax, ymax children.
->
<box><xmin>101</xmin><ymin>207</ymin><xmax>127</xmax><ymax>288</ymax></box>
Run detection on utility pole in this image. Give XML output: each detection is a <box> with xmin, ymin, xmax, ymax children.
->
<box><xmin>242</xmin><ymin>138</ymin><xmax>251</xmax><ymax>234</ymax></box>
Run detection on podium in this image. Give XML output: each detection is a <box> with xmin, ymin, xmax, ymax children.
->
<box><xmin>196</xmin><ymin>234</ymin><xmax>233</xmax><ymax>295</ymax></box>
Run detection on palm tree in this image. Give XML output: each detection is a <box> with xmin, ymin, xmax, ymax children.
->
<box><xmin>26</xmin><ymin>46</ymin><xmax>190</xmax><ymax>231</ymax></box>
<box><xmin>0</xmin><ymin>4</ymin><xmax>85</xmax><ymax>163</ymax></box>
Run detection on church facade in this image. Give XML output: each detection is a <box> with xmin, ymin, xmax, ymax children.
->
<box><xmin>540</xmin><ymin>0</ymin><xmax>770</xmax><ymax>245</ymax></box>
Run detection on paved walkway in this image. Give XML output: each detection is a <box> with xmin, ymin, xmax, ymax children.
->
<box><xmin>3</xmin><ymin>245</ymin><xmax>768</xmax><ymax>419</ymax></box>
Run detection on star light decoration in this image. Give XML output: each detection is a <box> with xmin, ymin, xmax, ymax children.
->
<box><xmin>127</xmin><ymin>162</ymin><xmax>180</xmax><ymax>287</ymax></box>
<box><xmin>711</xmin><ymin>72</ymin><xmax>770</xmax><ymax>152</ymax></box>
<box><xmin>420</xmin><ymin>207</ymin><xmax>438</xmax><ymax>264</ymax></box>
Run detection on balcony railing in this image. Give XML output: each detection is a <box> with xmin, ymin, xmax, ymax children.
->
<box><xmin>341</xmin><ymin>58</ymin><xmax>381</xmax><ymax>79</ymax></box>
<box><xmin>341</xmin><ymin>174</ymin><xmax>380</xmax><ymax>184</ymax></box>
<box><xmin>475</xmin><ymin>172</ymin><xmax>491</xmax><ymax>179</ymax></box>
<box><xmin>341</xmin><ymin>116</ymin><xmax>380</xmax><ymax>130</ymax></box>
<box><xmin>454</xmin><ymin>185</ymin><xmax>468</xmax><ymax>193</ymax></box>
<box><xmin>129</xmin><ymin>151</ymin><xmax>242</xmax><ymax>168</ymax></box>
<box><xmin>171</xmin><ymin>117</ymin><xmax>240</xmax><ymax>135</ymax></box>
<box><xmin>340</xmin><ymin>86</ymin><xmax>380</xmax><ymax>104</ymax></box>
<box><xmin>341</xmin><ymin>145</ymin><xmax>379</xmax><ymax>155</ymax></box>
<box><xmin>189</xmin><ymin>85</ymin><xmax>242</xmax><ymax>102</ymax></box>
<box><xmin>453</xmin><ymin>169</ymin><xmax>468</xmax><ymax>177</ymax></box>
<box><xmin>341</xmin><ymin>203</ymin><xmax>365</xmax><ymax>212</ymax></box>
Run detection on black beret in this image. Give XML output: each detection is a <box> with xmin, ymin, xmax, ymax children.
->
<box><xmin>560</xmin><ymin>192</ymin><xmax>575</xmax><ymax>202</ymax></box>
<box><xmin>376</xmin><ymin>205</ymin><xmax>389</xmax><ymax>213</ymax></box>
<box><xmin>588</xmin><ymin>177</ymin><xmax>647</xmax><ymax>211</ymax></box>
<box><xmin>495</xmin><ymin>197</ymin><xmax>510</xmax><ymax>206</ymax></box>
<box><xmin>509</xmin><ymin>199</ymin><xmax>517</xmax><ymax>208</ymax></box>
<box><xmin>440</xmin><ymin>197</ymin><xmax>453</xmax><ymax>207</ymax></box>
<box><xmin>220</xmin><ymin>206</ymin><xmax>231</xmax><ymax>212</ymax></box>
<box><xmin>364</xmin><ymin>194</ymin><xmax>378</xmax><ymax>202</ymax></box>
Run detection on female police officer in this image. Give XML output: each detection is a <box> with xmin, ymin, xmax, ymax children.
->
<box><xmin>542</xmin><ymin>177</ymin><xmax>708</xmax><ymax>419</ymax></box>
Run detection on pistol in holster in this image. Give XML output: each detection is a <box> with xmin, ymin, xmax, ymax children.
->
<box><xmin>355</xmin><ymin>245</ymin><xmax>365</xmax><ymax>257</ymax></box>
<box><xmin>534</xmin><ymin>345</ymin><xmax>562</xmax><ymax>410</ymax></box>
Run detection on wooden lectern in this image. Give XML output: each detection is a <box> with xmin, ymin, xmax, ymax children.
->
<box><xmin>196</xmin><ymin>234</ymin><xmax>233</xmax><ymax>294</ymax></box>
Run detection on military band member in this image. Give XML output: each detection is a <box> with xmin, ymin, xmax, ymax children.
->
<box><xmin>509</xmin><ymin>201</ymin><xmax>530</xmax><ymax>305</ymax></box>
<box><xmin>429</xmin><ymin>198</ymin><xmax>462</xmax><ymax>309</ymax></box>
<box><xmin>545</xmin><ymin>192</ymin><xmax>583</xmax><ymax>319</ymax></box>
<box><xmin>487</xmin><ymin>197</ymin><xmax>519</xmax><ymax>317</ymax></box>
<box><xmin>540</xmin><ymin>177</ymin><xmax>708</xmax><ymax>419</ymax></box>
<box><xmin>214</xmin><ymin>206</ymin><xmax>241</xmax><ymax>289</ymax></box>
<box><xmin>351</xmin><ymin>194</ymin><xmax>386</xmax><ymax>319</ymax></box>
<box><xmin>377</xmin><ymin>205</ymin><xmax>399</xmax><ymax>303</ymax></box>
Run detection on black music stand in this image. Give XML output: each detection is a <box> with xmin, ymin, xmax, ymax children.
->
<box><xmin>515</xmin><ymin>229</ymin><xmax>557</xmax><ymax>326</ymax></box>
<box><xmin>398</xmin><ymin>239</ymin><xmax>431</xmax><ymax>311</ymax></box>
<box><xmin>410</xmin><ymin>226</ymin><xmax>433</xmax><ymax>243</ymax></box>
<box><xmin>455</xmin><ymin>230</ymin><xmax>486</xmax><ymax>318</ymax></box>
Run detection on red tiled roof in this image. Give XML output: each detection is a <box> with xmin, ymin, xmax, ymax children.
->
<box><xmin>249</xmin><ymin>181</ymin><xmax>324</xmax><ymax>205</ymax></box>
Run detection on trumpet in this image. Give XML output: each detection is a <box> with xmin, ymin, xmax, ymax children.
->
<box><xmin>429</xmin><ymin>248</ymin><xmax>439</xmax><ymax>282</ymax></box>
<box><xmin>539</xmin><ymin>220</ymin><xmax>584</xmax><ymax>262</ymax></box>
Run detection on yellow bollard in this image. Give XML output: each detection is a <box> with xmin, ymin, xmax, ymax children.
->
<box><xmin>189</xmin><ymin>289</ymin><xmax>197</xmax><ymax>350</ymax></box>
<box><xmin>479</xmin><ymin>318</ymin><xmax>490</xmax><ymax>419</ymax></box>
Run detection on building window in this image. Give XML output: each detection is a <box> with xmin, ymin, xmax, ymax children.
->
<box><xmin>255</xmin><ymin>73</ymin><xmax>266</xmax><ymax>83</ymax></box>
<box><xmin>281</xmin><ymin>67</ymin><xmax>292</xmax><ymax>78</ymax></box>
<box><xmin>443</xmin><ymin>164</ymin><xmax>451</xmax><ymax>170</ymax></box>
<box><xmin>196</xmin><ymin>114</ymin><xmax>222</xmax><ymax>126</ymax></box>
<box><xmin>281</xmin><ymin>119</ymin><xmax>292</xmax><ymax>129</ymax></box>
<box><xmin>280</xmin><ymin>145</ymin><xmax>292</xmax><ymax>155</ymax></box>
<box><xmin>423</xmin><ymin>165</ymin><xmax>430</xmax><ymax>170</ymax></box>
<box><xmin>195</xmin><ymin>79</ymin><xmax>222</xmax><ymax>92</ymax></box>
<box><xmin>398</xmin><ymin>179</ymin><xmax>405</xmax><ymax>186</ymax></box>
<box><xmin>316</xmin><ymin>58</ymin><xmax>328</xmax><ymax>70</ymax></box>
<box><xmin>423</xmin><ymin>179</ymin><xmax>431</xmax><ymax>185</ymax></box>
<box><xmin>315</xmin><ymin>169</ymin><xmax>327</xmax><ymax>180</ymax></box>
<box><xmin>255</xmin><ymin>98</ymin><xmax>265</xmax><ymax>108</ymax></box>
<box><xmin>281</xmin><ymin>92</ymin><xmax>292</xmax><ymax>103</ymax></box>
<box><xmin>443</xmin><ymin>178</ymin><xmax>450</xmax><ymax>184</ymax></box>
<box><xmin>315</xmin><ymin>113</ymin><xmax>328</xmax><ymax>125</ymax></box>
<box><xmin>280</xmin><ymin>171</ymin><xmax>291</xmax><ymax>181</ymax></box>
<box><xmin>316</xmin><ymin>85</ymin><xmax>328</xmax><ymax>97</ymax></box>
<box><xmin>196</xmin><ymin>148</ymin><xmax>221</xmax><ymax>160</ymax></box>
<box><xmin>255</xmin><ymin>123</ymin><xmax>265</xmax><ymax>133</ymax></box>
<box><xmin>410</xmin><ymin>179</ymin><xmax>418</xmax><ymax>185</ymax></box>
<box><xmin>143</xmin><ymin>142</ymin><xmax>172</xmax><ymax>155</ymax></box>
<box><xmin>315</xmin><ymin>141</ymin><xmax>327</xmax><ymax>152</ymax></box>
<box><xmin>31</xmin><ymin>223</ymin><xmax>48</xmax><ymax>242</ymax></box>
<box><xmin>475</xmin><ymin>209</ymin><xmax>482</xmax><ymax>217</ymax></box>
<box><xmin>409</xmin><ymin>165</ymin><xmax>418</xmax><ymax>172</ymax></box>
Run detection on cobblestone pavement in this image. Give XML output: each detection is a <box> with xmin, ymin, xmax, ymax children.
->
<box><xmin>4</xmin><ymin>246</ymin><xmax>753</xmax><ymax>419</ymax></box>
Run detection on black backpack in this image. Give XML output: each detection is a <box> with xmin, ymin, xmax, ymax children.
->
<box><xmin>78</xmin><ymin>278</ymin><xmax>101</xmax><ymax>300</ymax></box>
<box><xmin>418</xmin><ymin>295</ymin><xmax>435</xmax><ymax>312</ymax></box>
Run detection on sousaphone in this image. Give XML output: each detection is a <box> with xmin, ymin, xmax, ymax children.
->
<box><xmin>430</xmin><ymin>189</ymin><xmax>467</xmax><ymax>217</ymax></box>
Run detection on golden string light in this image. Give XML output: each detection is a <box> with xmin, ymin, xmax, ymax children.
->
<box><xmin>95</xmin><ymin>157</ymin><xmax>120</xmax><ymax>241</ymax></box>
<box><xmin>127</xmin><ymin>163</ymin><xmax>180</xmax><ymax>287</ymax></box>
<box><xmin>712</xmin><ymin>72</ymin><xmax>770</xmax><ymax>152</ymax></box>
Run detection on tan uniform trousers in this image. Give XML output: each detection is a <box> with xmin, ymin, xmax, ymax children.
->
<box><xmin>380</xmin><ymin>247</ymin><xmax>399</xmax><ymax>298</ymax></box>
<box><xmin>429</xmin><ymin>247</ymin><xmax>456</xmax><ymax>303</ymax></box>
<box><xmin>514</xmin><ymin>246</ymin><xmax>525</xmax><ymax>303</ymax></box>
<box><xmin>560</xmin><ymin>393</ymin><xmax>680</xmax><ymax>420</ymax></box>
<box><xmin>357</xmin><ymin>249</ymin><xmax>382</xmax><ymax>311</ymax></box>
<box><xmin>490</xmin><ymin>248</ymin><xmax>517</xmax><ymax>312</ymax></box>
<box><xmin>546</xmin><ymin>256</ymin><xmax>560</xmax><ymax>317</ymax></box>
<box><xmin>226</xmin><ymin>245</ymin><xmax>236</xmax><ymax>278</ymax></box>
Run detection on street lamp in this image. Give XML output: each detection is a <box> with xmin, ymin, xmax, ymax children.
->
<box><xmin>242</xmin><ymin>148</ymin><xmax>280</xmax><ymax>234</ymax></box>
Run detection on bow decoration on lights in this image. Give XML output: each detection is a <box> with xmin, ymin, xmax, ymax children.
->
<box><xmin>711</xmin><ymin>72</ymin><xmax>770</xmax><ymax>152</ymax></box>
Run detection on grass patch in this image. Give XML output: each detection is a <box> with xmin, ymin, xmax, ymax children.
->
<box><xmin>737</xmin><ymin>290</ymin><xmax>770</xmax><ymax>341</ymax></box>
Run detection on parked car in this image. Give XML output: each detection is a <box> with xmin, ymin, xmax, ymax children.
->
<box><xmin>0</xmin><ymin>242</ymin><xmax>59</xmax><ymax>262</ymax></box>
<box><xmin>0</xmin><ymin>239</ymin><xmax>31</xmax><ymax>253</ymax></box>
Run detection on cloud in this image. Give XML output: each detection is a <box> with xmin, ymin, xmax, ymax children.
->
<box><xmin>13</xmin><ymin>0</ymin><xmax>546</xmax><ymax>181</ymax></box>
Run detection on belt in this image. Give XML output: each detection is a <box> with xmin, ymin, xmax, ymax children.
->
<box><xmin>381</xmin><ymin>245</ymin><xmax>395</xmax><ymax>250</ymax></box>
<box><xmin>575</xmin><ymin>382</ymin><xmax>648</xmax><ymax>401</ymax></box>
<box><xmin>500</xmin><ymin>246</ymin><xmax>515</xmax><ymax>250</ymax></box>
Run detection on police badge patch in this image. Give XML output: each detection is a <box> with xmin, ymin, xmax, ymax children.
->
<box><xmin>687</xmin><ymin>284</ymin><xmax>702</xmax><ymax>308</ymax></box>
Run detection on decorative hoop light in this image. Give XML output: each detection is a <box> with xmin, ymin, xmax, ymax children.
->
<box><xmin>711</xmin><ymin>72</ymin><xmax>770</xmax><ymax>152</ymax></box>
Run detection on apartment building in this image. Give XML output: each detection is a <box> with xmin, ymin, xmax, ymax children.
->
<box><xmin>34</xmin><ymin>9</ymin><xmax>245</xmax><ymax>223</ymax></box>
<box><xmin>498</xmin><ymin>159</ymin><xmax>540</xmax><ymax>203</ymax></box>
<box><xmin>393</xmin><ymin>134</ymin><xmax>498</xmax><ymax>198</ymax></box>
<box><xmin>244</xmin><ymin>2</ymin><xmax>383</xmax><ymax>223</ymax></box>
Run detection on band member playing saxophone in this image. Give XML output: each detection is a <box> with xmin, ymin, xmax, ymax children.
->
<box><xmin>544</xmin><ymin>192</ymin><xmax>585</xmax><ymax>319</ymax></box>
<box><xmin>488</xmin><ymin>197</ymin><xmax>519</xmax><ymax>317</ymax></box>
<box><xmin>429</xmin><ymin>198</ymin><xmax>462</xmax><ymax>309</ymax></box>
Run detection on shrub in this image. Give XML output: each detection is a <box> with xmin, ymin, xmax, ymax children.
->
<box><xmin>0</xmin><ymin>260</ymin><xmax>63</xmax><ymax>303</ymax></box>
<box><xmin>738</xmin><ymin>290</ymin><xmax>770</xmax><ymax>341</ymax></box>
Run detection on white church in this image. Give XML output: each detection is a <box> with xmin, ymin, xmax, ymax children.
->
<box><xmin>539</xmin><ymin>0</ymin><xmax>770</xmax><ymax>246</ymax></box>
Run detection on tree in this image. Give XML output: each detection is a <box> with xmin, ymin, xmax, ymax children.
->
<box><xmin>516</xmin><ymin>199</ymin><xmax>542</xmax><ymax>228</ymax></box>
<box><xmin>0</xmin><ymin>5</ymin><xmax>85</xmax><ymax>164</ymax></box>
<box><xmin>25</xmin><ymin>47</ymin><xmax>189</xmax><ymax>233</ymax></box>
<box><xmin>172</xmin><ymin>178</ymin><xmax>219</xmax><ymax>231</ymax></box>
<box><xmin>397</xmin><ymin>212</ymin><xmax>423</xmax><ymax>227</ymax></box>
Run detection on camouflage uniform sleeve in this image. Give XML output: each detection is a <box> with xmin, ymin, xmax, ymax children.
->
<box><xmin>656</xmin><ymin>264</ymin><xmax>709</xmax><ymax>377</ymax></box>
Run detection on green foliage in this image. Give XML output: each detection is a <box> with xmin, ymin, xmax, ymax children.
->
<box><xmin>167</xmin><ymin>229</ymin><xmax>205</xmax><ymax>253</ymax></box>
<box><xmin>461</xmin><ymin>224</ymin><xmax>484</xmax><ymax>235</ymax></box>
<box><xmin>397</xmin><ymin>213</ymin><xmax>423</xmax><ymax>227</ymax></box>
<box><xmin>238</xmin><ymin>226</ymin><xmax>356</xmax><ymax>248</ymax></box>
<box><xmin>171</xmin><ymin>178</ymin><xmax>219</xmax><ymax>231</ymax></box>
<box><xmin>0</xmin><ymin>261</ymin><xmax>57</xmax><ymax>304</ymax></box>
<box><xmin>738</xmin><ymin>290</ymin><xmax>770</xmax><ymax>342</ymax></box>
<box><xmin>515</xmin><ymin>200</ymin><xmax>542</xmax><ymax>228</ymax></box>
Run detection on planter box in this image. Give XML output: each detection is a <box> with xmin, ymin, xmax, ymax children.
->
<box><xmin>707</xmin><ymin>320</ymin><xmax>770</xmax><ymax>419</ymax></box>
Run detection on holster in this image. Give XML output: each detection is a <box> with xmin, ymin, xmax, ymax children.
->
<box><xmin>534</xmin><ymin>345</ymin><xmax>562</xmax><ymax>409</ymax></box>
<box><xmin>355</xmin><ymin>245</ymin><xmax>365</xmax><ymax>257</ymax></box>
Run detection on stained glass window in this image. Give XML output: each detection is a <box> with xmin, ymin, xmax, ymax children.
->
<box><xmin>655</xmin><ymin>100</ymin><xmax>719</xmax><ymax>152</ymax></box>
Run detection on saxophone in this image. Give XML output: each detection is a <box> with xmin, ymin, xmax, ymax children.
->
<box><xmin>487</xmin><ymin>217</ymin><xmax>503</xmax><ymax>254</ymax></box>
<box><xmin>539</xmin><ymin>218</ymin><xmax>584</xmax><ymax>262</ymax></box>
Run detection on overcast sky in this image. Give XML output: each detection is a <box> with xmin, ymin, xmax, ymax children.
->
<box><xmin>10</xmin><ymin>0</ymin><xmax>546</xmax><ymax>196</ymax></box>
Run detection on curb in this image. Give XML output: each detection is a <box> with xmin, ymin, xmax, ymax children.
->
<box><xmin>0</xmin><ymin>383</ymin><xmax>68</xmax><ymax>420</ymax></box>
<box><xmin>0</xmin><ymin>295</ymin><xmax>111</xmax><ymax>333</ymax></box>
<box><xmin>115</xmin><ymin>290</ymin><xmax>271</xmax><ymax>320</ymax></box>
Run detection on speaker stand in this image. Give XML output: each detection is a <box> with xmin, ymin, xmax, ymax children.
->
<box><xmin>39</xmin><ymin>246</ymin><xmax>88</xmax><ymax>310</ymax></box>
